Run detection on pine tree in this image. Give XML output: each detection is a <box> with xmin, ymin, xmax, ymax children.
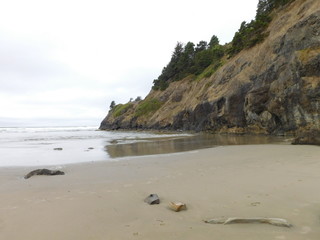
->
<box><xmin>110</xmin><ymin>101</ymin><xmax>116</xmax><ymax>110</ymax></box>
<box><xmin>209</xmin><ymin>35</ymin><xmax>219</xmax><ymax>48</ymax></box>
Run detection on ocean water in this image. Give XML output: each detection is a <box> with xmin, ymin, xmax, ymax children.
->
<box><xmin>0</xmin><ymin>126</ymin><xmax>287</xmax><ymax>167</ymax></box>
<box><xmin>0</xmin><ymin>126</ymin><xmax>190</xmax><ymax>167</ymax></box>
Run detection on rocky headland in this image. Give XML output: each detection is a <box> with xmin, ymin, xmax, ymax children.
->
<box><xmin>100</xmin><ymin>0</ymin><xmax>320</xmax><ymax>136</ymax></box>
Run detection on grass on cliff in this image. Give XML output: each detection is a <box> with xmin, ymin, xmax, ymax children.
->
<box><xmin>195</xmin><ymin>61</ymin><xmax>223</xmax><ymax>81</ymax></box>
<box><xmin>134</xmin><ymin>98</ymin><xmax>162</xmax><ymax>117</ymax></box>
<box><xmin>112</xmin><ymin>103</ymin><xmax>133</xmax><ymax>117</ymax></box>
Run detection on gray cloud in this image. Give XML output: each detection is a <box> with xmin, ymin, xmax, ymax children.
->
<box><xmin>0</xmin><ymin>35</ymin><xmax>71</xmax><ymax>93</ymax></box>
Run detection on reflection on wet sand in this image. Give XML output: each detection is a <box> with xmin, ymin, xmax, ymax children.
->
<box><xmin>105</xmin><ymin>134</ymin><xmax>288</xmax><ymax>158</ymax></box>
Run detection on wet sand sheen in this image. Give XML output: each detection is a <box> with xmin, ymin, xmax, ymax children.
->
<box><xmin>0</xmin><ymin>144</ymin><xmax>320</xmax><ymax>240</ymax></box>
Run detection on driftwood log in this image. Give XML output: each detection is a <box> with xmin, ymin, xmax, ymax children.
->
<box><xmin>24</xmin><ymin>169</ymin><xmax>65</xmax><ymax>179</ymax></box>
<box><xmin>204</xmin><ymin>217</ymin><xmax>292</xmax><ymax>228</ymax></box>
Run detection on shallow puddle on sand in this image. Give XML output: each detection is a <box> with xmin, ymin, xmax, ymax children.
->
<box><xmin>105</xmin><ymin>133</ymin><xmax>287</xmax><ymax>158</ymax></box>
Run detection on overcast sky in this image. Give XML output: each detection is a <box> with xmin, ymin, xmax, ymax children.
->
<box><xmin>0</xmin><ymin>0</ymin><xmax>257</xmax><ymax>127</ymax></box>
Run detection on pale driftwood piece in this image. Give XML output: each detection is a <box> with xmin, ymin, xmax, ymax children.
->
<box><xmin>168</xmin><ymin>202</ymin><xmax>187</xmax><ymax>212</ymax></box>
<box><xmin>24</xmin><ymin>169</ymin><xmax>65</xmax><ymax>179</ymax></box>
<box><xmin>204</xmin><ymin>217</ymin><xmax>292</xmax><ymax>228</ymax></box>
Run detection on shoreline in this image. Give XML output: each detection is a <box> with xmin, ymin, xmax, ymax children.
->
<box><xmin>0</xmin><ymin>130</ymin><xmax>290</xmax><ymax>167</ymax></box>
<box><xmin>0</xmin><ymin>144</ymin><xmax>320</xmax><ymax>239</ymax></box>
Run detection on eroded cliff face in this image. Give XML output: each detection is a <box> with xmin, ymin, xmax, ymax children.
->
<box><xmin>100</xmin><ymin>0</ymin><xmax>320</xmax><ymax>134</ymax></box>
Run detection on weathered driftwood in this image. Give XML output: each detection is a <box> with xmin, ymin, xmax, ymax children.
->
<box><xmin>204</xmin><ymin>217</ymin><xmax>292</xmax><ymax>228</ymax></box>
<box><xmin>168</xmin><ymin>202</ymin><xmax>187</xmax><ymax>212</ymax></box>
<box><xmin>24</xmin><ymin>169</ymin><xmax>65</xmax><ymax>179</ymax></box>
<box><xmin>144</xmin><ymin>194</ymin><xmax>160</xmax><ymax>205</ymax></box>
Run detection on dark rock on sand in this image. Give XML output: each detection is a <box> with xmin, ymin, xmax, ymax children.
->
<box><xmin>144</xmin><ymin>194</ymin><xmax>160</xmax><ymax>205</ymax></box>
<box><xmin>24</xmin><ymin>169</ymin><xmax>65</xmax><ymax>179</ymax></box>
<box><xmin>53</xmin><ymin>148</ymin><xmax>63</xmax><ymax>151</ymax></box>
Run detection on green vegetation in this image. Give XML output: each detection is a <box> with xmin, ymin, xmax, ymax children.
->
<box><xmin>112</xmin><ymin>103</ymin><xmax>133</xmax><ymax>117</ymax></box>
<box><xmin>152</xmin><ymin>35</ymin><xmax>224</xmax><ymax>91</ymax></box>
<box><xmin>134</xmin><ymin>98</ymin><xmax>162</xmax><ymax>117</ymax></box>
<box><xmin>228</xmin><ymin>0</ymin><xmax>296</xmax><ymax>57</ymax></box>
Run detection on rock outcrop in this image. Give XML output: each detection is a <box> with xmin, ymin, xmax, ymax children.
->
<box><xmin>24</xmin><ymin>169</ymin><xmax>65</xmax><ymax>179</ymax></box>
<box><xmin>292</xmin><ymin>129</ymin><xmax>320</xmax><ymax>145</ymax></box>
<box><xmin>100</xmin><ymin>0</ymin><xmax>320</xmax><ymax>135</ymax></box>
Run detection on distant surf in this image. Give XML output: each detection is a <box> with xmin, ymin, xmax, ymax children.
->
<box><xmin>0</xmin><ymin>126</ymin><xmax>191</xmax><ymax>166</ymax></box>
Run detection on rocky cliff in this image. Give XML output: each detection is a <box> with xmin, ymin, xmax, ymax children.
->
<box><xmin>100</xmin><ymin>0</ymin><xmax>320</xmax><ymax>135</ymax></box>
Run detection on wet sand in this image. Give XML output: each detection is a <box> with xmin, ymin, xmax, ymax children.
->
<box><xmin>0</xmin><ymin>144</ymin><xmax>320</xmax><ymax>239</ymax></box>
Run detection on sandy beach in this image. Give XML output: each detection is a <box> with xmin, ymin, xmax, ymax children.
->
<box><xmin>1</xmin><ymin>144</ymin><xmax>320</xmax><ymax>240</ymax></box>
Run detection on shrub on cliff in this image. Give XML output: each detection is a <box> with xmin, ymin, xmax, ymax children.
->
<box><xmin>112</xmin><ymin>103</ymin><xmax>133</xmax><ymax>117</ymax></box>
<box><xmin>134</xmin><ymin>98</ymin><xmax>162</xmax><ymax>117</ymax></box>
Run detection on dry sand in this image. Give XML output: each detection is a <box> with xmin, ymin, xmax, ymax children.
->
<box><xmin>0</xmin><ymin>144</ymin><xmax>320</xmax><ymax>240</ymax></box>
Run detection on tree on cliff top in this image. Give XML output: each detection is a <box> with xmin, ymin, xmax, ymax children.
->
<box><xmin>209</xmin><ymin>35</ymin><xmax>219</xmax><ymax>48</ymax></box>
<box><xmin>109</xmin><ymin>100</ymin><xmax>116</xmax><ymax>110</ymax></box>
<box><xmin>257</xmin><ymin>0</ymin><xmax>296</xmax><ymax>15</ymax></box>
<box><xmin>152</xmin><ymin>0</ymin><xmax>298</xmax><ymax>91</ymax></box>
<box><xmin>152</xmin><ymin>35</ymin><xmax>224</xmax><ymax>91</ymax></box>
<box><xmin>227</xmin><ymin>0</ymin><xmax>296</xmax><ymax>57</ymax></box>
